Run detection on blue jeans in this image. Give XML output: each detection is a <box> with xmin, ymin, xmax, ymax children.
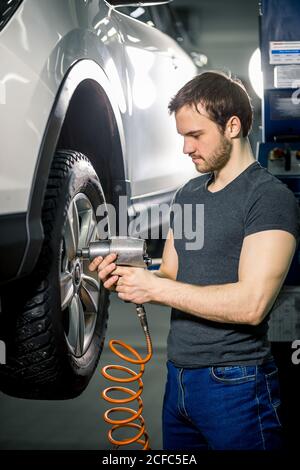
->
<box><xmin>162</xmin><ymin>359</ymin><xmax>283</xmax><ymax>450</ymax></box>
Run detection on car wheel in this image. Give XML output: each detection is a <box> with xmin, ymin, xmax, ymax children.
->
<box><xmin>0</xmin><ymin>150</ymin><xmax>110</xmax><ymax>399</ymax></box>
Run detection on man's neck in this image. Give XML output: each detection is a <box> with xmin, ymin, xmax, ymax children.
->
<box><xmin>210</xmin><ymin>138</ymin><xmax>255</xmax><ymax>191</ymax></box>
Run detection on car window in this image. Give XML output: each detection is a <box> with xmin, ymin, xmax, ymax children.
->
<box><xmin>116</xmin><ymin>5</ymin><xmax>184</xmax><ymax>40</ymax></box>
<box><xmin>116</xmin><ymin>6</ymin><xmax>155</xmax><ymax>27</ymax></box>
<box><xmin>150</xmin><ymin>5</ymin><xmax>182</xmax><ymax>39</ymax></box>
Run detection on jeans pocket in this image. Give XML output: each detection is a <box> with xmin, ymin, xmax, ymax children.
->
<box><xmin>210</xmin><ymin>365</ymin><xmax>256</xmax><ymax>384</ymax></box>
<box><xmin>265</xmin><ymin>370</ymin><xmax>280</xmax><ymax>407</ymax></box>
<box><xmin>264</xmin><ymin>367</ymin><xmax>282</xmax><ymax>426</ymax></box>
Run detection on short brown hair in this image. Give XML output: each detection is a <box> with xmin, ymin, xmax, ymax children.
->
<box><xmin>168</xmin><ymin>71</ymin><xmax>253</xmax><ymax>137</ymax></box>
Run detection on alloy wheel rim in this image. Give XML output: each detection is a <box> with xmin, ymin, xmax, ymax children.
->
<box><xmin>59</xmin><ymin>193</ymin><xmax>101</xmax><ymax>358</ymax></box>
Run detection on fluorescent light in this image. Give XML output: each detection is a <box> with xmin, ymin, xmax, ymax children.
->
<box><xmin>248</xmin><ymin>48</ymin><xmax>263</xmax><ymax>99</ymax></box>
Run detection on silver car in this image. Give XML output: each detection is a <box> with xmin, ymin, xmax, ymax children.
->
<box><xmin>0</xmin><ymin>0</ymin><xmax>197</xmax><ymax>399</ymax></box>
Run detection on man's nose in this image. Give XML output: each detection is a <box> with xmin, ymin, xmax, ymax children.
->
<box><xmin>183</xmin><ymin>139</ymin><xmax>195</xmax><ymax>155</ymax></box>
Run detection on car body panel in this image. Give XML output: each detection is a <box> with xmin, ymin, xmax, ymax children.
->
<box><xmin>111</xmin><ymin>7</ymin><xmax>197</xmax><ymax>198</ymax></box>
<box><xmin>0</xmin><ymin>0</ymin><xmax>198</xmax><ymax>284</ymax></box>
<box><xmin>0</xmin><ymin>0</ymin><xmax>197</xmax><ymax>215</ymax></box>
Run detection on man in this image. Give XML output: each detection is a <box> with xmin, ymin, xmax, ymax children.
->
<box><xmin>89</xmin><ymin>72</ymin><xmax>300</xmax><ymax>450</ymax></box>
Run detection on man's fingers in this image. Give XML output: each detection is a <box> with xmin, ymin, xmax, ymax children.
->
<box><xmin>88</xmin><ymin>256</ymin><xmax>103</xmax><ymax>271</ymax></box>
<box><xmin>100</xmin><ymin>252</ymin><xmax>118</xmax><ymax>268</ymax></box>
<box><xmin>110</xmin><ymin>266</ymin><xmax>132</xmax><ymax>276</ymax></box>
<box><xmin>88</xmin><ymin>253</ymin><xmax>133</xmax><ymax>288</ymax></box>
<box><xmin>115</xmin><ymin>284</ymin><xmax>129</xmax><ymax>293</ymax></box>
<box><xmin>103</xmin><ymin>275</ymin><xmax>119</xmax><ymax>290</ymax></box>
<box><xmin>98</xmin><ymin>262</ymin><xmax>117</xmax><ymax>281</ymax></box>
<box><xmin>88</xmin><ymin>252</ymin><xmax>117</xmax><ymax>272</ymax></box>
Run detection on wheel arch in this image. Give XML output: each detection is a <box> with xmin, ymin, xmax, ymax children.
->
<box><xmin>19</xmin><ymin>59</ymin><xmax>129</xmax><ymax>280</ymax></box>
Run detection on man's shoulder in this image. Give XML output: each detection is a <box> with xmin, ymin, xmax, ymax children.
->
<box><xmin>244</xmin><ymin>164</ymin><xmax>300</xmax><ymax>242</ymax></box>
<box><xmin>244</xmin><ymin>164</ymin><xmax>299</xmax><ymax>229</ymax></box>
<box><xmin>246</xmin><ymin>163</ymin><xmax>296</xmax><ymax>201</ymax></box>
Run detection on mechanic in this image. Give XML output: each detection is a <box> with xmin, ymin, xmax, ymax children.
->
<box><xmin>89</xmin><ymin>71</ymin><xmax>300</xmax><ymax>450</ymax></box>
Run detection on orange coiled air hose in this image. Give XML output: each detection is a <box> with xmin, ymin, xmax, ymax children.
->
<box><xmin>101</xmin><ymin>304</ymin><xmax>153</xmax><ymax>450</ymax></box>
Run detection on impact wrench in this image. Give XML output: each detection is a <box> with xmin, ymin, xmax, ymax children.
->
<box><xmin>77</xmin><ymin>236</ymin><xmax>153</xmax><ymax>449</ymax></box>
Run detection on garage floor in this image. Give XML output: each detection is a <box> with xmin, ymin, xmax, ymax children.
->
<box><xmin>0</xmin><ymin>294</ymin><xmax>171</xmax><ymax>450</ymax></box>
<box><xmin>1</xmin><ymin>294</ymin><xmax>299</xmax><ymax>452</ymax></box>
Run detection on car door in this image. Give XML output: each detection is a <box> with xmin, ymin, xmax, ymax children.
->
<box><xmin>110</xmin><ymin>5</ymin><xmax>198</xmax><ymax>199</ymax></box>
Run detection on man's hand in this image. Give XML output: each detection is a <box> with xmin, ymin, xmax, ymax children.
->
<box><xmin>88</xmin><ymin>253</ymin><xmax>119</xmax><ymax>291</ymax></box>
<box><xmin>112</xmin><ymin>265</ymin><xmax>159</xmax><ymax>304</ymax></box>
<box><xmin>88</xmin><ymin>253</ymin><xmax>160</xmax><ymax>303</ymax></box>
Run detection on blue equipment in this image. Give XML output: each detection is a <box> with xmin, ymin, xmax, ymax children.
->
<box><xmin>257</xmin><ymin>0</ymin><xmax>300</xmax><ymax>285</ymax></box>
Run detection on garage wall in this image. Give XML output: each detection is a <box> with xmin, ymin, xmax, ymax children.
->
<box><xmin>172</xmin><ymin>0</ymin><xmax>262</xmax><ymax>152</ymax></box>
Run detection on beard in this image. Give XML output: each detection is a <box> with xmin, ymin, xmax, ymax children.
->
<box><xmin>193</xmin><ymin>134</ymin><xmax>232</xmax><ymax>173</ymax></box>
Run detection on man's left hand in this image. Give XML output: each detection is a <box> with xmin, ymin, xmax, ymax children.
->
<box><xmin>110</xmin><ymin>266</ymin><xmax>159</xmax><ymax>304</ymax></box>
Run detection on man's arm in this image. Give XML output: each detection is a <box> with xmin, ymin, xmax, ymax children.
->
<box><xmin>152</xmin><ymin>230</ymin><xmax>296</xmax><ymax>325</ymax></box>
<box><xmin>152</xmin><ymin>229</ymin><xmax>178</xmax><ymax>280</ymax></box>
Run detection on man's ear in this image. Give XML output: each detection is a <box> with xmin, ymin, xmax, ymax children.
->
<box><xmin>225</xmin><ymin>116</ymin><xmax>242</xmax><ymax>138</ymax></box>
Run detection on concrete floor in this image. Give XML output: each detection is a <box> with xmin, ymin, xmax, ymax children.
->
<box><xmin>0</xmin><ymin>294</ymin><xmax>171</xmax><ymax>450</ymax></box>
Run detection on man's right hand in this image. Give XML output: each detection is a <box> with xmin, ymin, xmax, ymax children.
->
<box><xmin>88</xmin><ymin>252</ymin><xmax>119</xmax><ymax>291</ymax></box>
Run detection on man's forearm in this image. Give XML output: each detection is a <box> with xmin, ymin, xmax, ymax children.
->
<box><xmin>151</xmin><ymin>277</ymin><xmax>259</xmax><ymax>325</ymax></box>
<box><xmin>152</xmin><ymin>269</ymin><xmax>170</xmax><ymax>279</ymax></box>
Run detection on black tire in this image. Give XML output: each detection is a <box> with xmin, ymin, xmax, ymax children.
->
<box><xmin>0</xmin><ymin>150</ymin><xmax>110</xmax><ymax>399</ymax></box>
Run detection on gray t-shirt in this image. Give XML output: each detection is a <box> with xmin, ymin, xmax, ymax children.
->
<box><xmin>168</xmin><ymin>161</ymin><xmax>300</xmax><ymax>368</ymax></box>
